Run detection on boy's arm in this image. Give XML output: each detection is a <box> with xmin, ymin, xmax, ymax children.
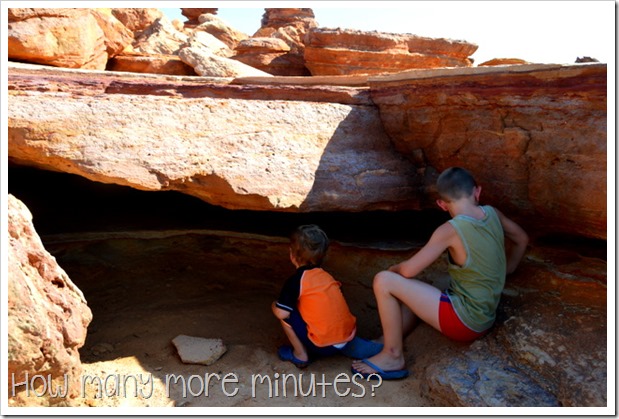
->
<box><xmin>272</xmin><ymin>301</ymin><xmax>290</xmax><ymax>320</ymax></box>
<box><xmin>389</xmin><ymin>222</ymin><xmax>453</xmax><ymax>278</ymax></box>
<box><xmin>496</xmin><ymin>209</ymin><xmax>529</xmax><ymax>274</ymax></box>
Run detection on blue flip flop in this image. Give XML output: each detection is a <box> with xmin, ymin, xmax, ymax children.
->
<box><xmin>340</xmin><ymin>336</ymin><xmax>384</xmax><ymax>359</ymax></box>
<box><xmin>351</xmin><ymin>358</ymin><xmax>409</xmax><ymax>380</ymax></box>
<box><xmin>277</xmin><ymin>345</ymin><xmax>311</xmax><ymax>369</ymax></box>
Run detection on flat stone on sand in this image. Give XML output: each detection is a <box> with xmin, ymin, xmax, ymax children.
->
<box><xmin>172</xmin><ymin>335</ymin><xmax>227</xmax><ymax>366</ymax></box>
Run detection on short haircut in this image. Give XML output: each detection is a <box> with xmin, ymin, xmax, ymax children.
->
<box><xmin>436</xmin><ymin>167</ymin><xmax>477</xmax><ymax>201</ymax></box>
<box><xmin>290</xmin><ymin>224</ymin><xmax>329</xmax><ymax>267</ymax></box>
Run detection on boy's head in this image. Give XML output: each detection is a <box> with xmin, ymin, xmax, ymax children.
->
<box><xmin>436</xmin><ymin>167</ymin><xmax>478</xmax><ymax>202</ymax></box>
<box><xmin>289</xmin><ymin>224</ymin><xmax>329</xmax><ymax>267</ymax></box>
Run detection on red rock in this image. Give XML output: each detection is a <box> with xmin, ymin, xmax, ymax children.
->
<box><xmin>259</xmin><ymin>8</ymin><xmax>316</xmax><ymax>32</ymax></box>
<box><xmin>181</xmin><ymin>8</ymin><xmax>218</xmax><ymax>27</ymax></box>
<box><xmin>181</xmin><ymin>8</ymin><xmax>218</xmax><ymax>20</ymax></box>
<box><xmin>479</xmin><ymin>58</ymin><xmax>530</xmax><ymax>66</ymax></box>
<box><xmin>111</xmin><ymin>8</ymin><xmax>163</xmax><ymax>34</ymax></box>
<box><xmin>243</xmin><ymin>8</ymin><xmax>317</xmax><ymax>76</ymax></box>
<box><xmin>107</xmin><ymin>54</ymin><xmax>197</xmax><ymax>75</ymax></box>
<box><xmin>90</xmin><ymin>9</ymin><xmax>134</xmax><ymax>58</ymax></box>
<box><xmin>8</xmin><ymin>195</ymin><xmax>92</xmax><ymax>405</ymax></box>
<box><xmin>304</xmin><ymin>28</ymin><xmax>477</xmax><ymax>76</ymax></box>
<box><xmin>196</xmin><ymin>14</ymin><xmax>249</xmax><ymax>50</ymax></box>
<box><xmin>8</xmin><ymin>8</ymin><xmax>108</xmax><ymax>70</ymax></box>
<box><xmin>233</xmin><ymin>37</ymin><xmax>301</xmax><ymax>76</ymax></box>
<box><xmin>369</xmin><ymin>63</ymin><xmax>607</xmax><ymax>239</ymax></box>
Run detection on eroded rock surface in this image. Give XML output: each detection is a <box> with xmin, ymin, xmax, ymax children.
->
<box><xmin>8</xmin><ymin>63</ymin><xmax>419</xmax><ymax>213</ymax></box>
<box><xmin>369</xmin><ymin>63</ymin><xmax>607</xmax><ymax>239</ymax></box>
<box><xmin>7</xmin><ymin>195</ymin><xmax>92</xmax><ymax>406</ymax></box>
<box><xmin>304</xmin><ymin>28</ymin><xmax>477</xmax><ymax>76</ymax></box>
<box><xmin>8</xmin><ymin>8</ymin><xmax>115</xmax><ymax>70</ymax></box>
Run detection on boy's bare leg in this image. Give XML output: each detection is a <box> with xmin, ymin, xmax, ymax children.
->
<box><xmin>280</xmin><ymin>320</ymin><xmax>309</xmax><ymax>362</ymax></box>
<box><xmin>401</xmin><ymin>304</ymin><xmax>418</xmax><ymax>337</ymax></box>
<box><xmin>373</xmin><ymin>303</ymin><xmax>417</xmax><ymax>344</ymax></box>
<box><xmin>352</xmin><ymin>271</ymin><xmax>441</xmax><ymax>374</ymax></box>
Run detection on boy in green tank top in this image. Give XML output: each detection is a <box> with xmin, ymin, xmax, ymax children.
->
<box><xmin>352</xmin><ymin>167</ymin><xmax>529</xmax><ymax>380</ymax></box>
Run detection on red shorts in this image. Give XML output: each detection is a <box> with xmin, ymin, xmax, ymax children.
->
<box><xmin>438</xmin><ymin>293</ymin><xmax>488</xmax><ymax>342</ymax></box>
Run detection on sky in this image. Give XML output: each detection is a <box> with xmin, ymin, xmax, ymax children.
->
<box><xmin>161</xmin><ymin>1</ymin><xmax>615</xmax><ymax>66</ymax></box>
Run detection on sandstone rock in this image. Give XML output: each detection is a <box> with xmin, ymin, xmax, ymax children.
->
<box><xmin>233</xmin><ymin>37</ymin><xmax>302</xmax><ymax>75</ymax></box>
<box><xmin>186</xmin><ymin>31</ymin><xmax>233</xmax><ymax>57</ymax></box>
<box><xmin>420</xmin><ymin>343</ymin><xmax>559</xmax><ymax>406</ymax></box>
<box><xmin>304</xmin><ymin>28</ymin><xmax>478</xmax><ymax>76</ymax></box>
<box><xmin>132</xmin><ymin>16</ymin><xmax>188</xmax><ymax>55</ymax></box>
<box><xmin>196</xmin><ymin>13</ymin><xmax>249</xmax><ymax>50</ymax></box>
<box><xmin>479</xmin><ymin>58</ymin><xmax>530</xmax><ymax>66</ymax></box>
<box><xmin>495</xmin><ymin>253</ymin><xmax>607</xmax><ymax>406</ymax></box>
<box><xmin>413</xmin><ymin>240</ymin><xmax>606</xmax><ymax>407</ymax></box>
<box><xmin>108</xmin><ymin>54</ymin><xmax>197</xmax><ymax>75</ymax></box>
<box><xmin>179</xmin><ymin>46</ymin><xmax>272</xmax><ymax>77</ymax></box>
<box><xmin>8</xmin><ymin>8</ymin><xmax>108</xmax><ymax>69</ymax></box>
<box><xmin>181</xmin><ymin>8</ymin><xmax>218</xmax><ymax>25</ymax></box>
<box><xmin>172</xmin><ymin>335</ymin><xmax>227</xmax><ymax>365</ymax></box>
<box><xmin>247</xmin><ymin>8</ymin><xmax>317</xmax><ymax>76</ymax></box>
<box><xmin>111</xmin><ymin>8</ymin><xmax>163</xmax><ymax>34</ymax></box>
<box><xmin>258</xmin><ymin>8</ymin><xmax>317</xmax><ymax>32</ymax></box>
<box><xmin>236</xmin><ymin>38</ymin><xmax>291</xmax><ymax>55</ymax></box>
<box><xmin>90</xmin><ymin>8</ymin><xmax>134</xmax><ymax>58</ymax></box>
<box><xmin>8</xmin><ymin>195</ymin><xmax>92</xmax><ymax>405</ymax></box>
<box><xmin>7</xmin><ymin>63</ymin><xmax>418</xmax><ymax>213</ymax></box>
<box><xmin>368</xmin><ymin>63</ymin><xmax>607</xmax><ymax>240</ymax></box>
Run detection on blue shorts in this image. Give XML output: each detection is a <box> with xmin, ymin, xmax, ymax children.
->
<box><xmin>284</xmin><ymin>310</ymin><xmax>341</xmax><ymax>357</ymax></box>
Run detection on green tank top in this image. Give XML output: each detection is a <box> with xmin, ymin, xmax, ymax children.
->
<box><xmin>445</xmin><ymin>205</ymin><xmax>506</xmax><ymax>332</ymax></box>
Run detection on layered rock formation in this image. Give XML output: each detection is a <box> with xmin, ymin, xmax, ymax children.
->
<box><xmin>369</xmin><ymin>63</ymin><xmax>607</xmax><ymax>239</ymax></box>
<box><xmin>8</xmin><ymin>7</ymin><xmax>481</xmax><ymax>78</ymax></box>
<box><xmin>7</xmin><ymin>61</ymin><xmax>606</xmax><ymax>239</ymax></box>
<box><xmin>8</xmin><ymin>63</ymin><xmax>419</xmax><ymax>213</ymax></box>
<box><xmin>239</xmin><ymin>8</ymin><xmax>317</xmax><ymax>76</ymax></box>
<box><xmin>8</xmin><ymin>195</ymin><xmax>92</xmax><ymax>406</ymax></box>
<box><xmin>304</xmin><ymin>28</ymin><xmax>478</xmax><ymax>76</ymax></box>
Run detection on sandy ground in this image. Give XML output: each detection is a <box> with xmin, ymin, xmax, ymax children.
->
<box><xmin>39</xmin><ymin>231</ymin><xmax>449</xmax><ymax>413</ymax></box>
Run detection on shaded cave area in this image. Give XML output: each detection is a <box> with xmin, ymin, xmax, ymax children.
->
<box><xmin>8</xmin><ymin>164</ymin><xmax>608</xmax><ymax>407</ymax></box>
<box><xmin>8</xmin><ymin>165</ymin><xmax>448</xmax><ymax>380</ymax></box>
<box><xmin>8</xmin><ymin>164</ymin><xmax>447</xmax><ymax>245</ymax></box>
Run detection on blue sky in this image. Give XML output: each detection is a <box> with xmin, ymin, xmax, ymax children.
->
<box><xmin>161</xmin><ymin>1</ymin><xmax>614</xmax><ymax>65</ymax></box>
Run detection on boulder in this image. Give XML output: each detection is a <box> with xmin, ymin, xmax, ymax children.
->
<box><xmin>181</xmin><ymin>8</ymin><xmax>218</xmax><ymax>26</ymax></box>
<box><xmin>196</xmin><ymin>13</ymin><xmax>248</xmax><ymax>50</ymax></box>
<box><xmin>111</xmin><ymin>8</ymin><xmax>163</xmax><ymax>34</ymax></box>
<box><xmin>8</xmin><ymin>8</ymin><xmax>108</xmax><ymax>70</ymax></box>
<box><xmin>132</xmin><ymin>16</ymin><xmax>188</xmax><ymax>55</ymax></box>
<box><xmin>89</xmin><ymin>8</ymin><xmax>134</xmax><ymax>58</ymax></box>
<box><xmin>259</xmin><ymin>8</ymin><xmax>316</xmax><ymax>30</ymax></box>
<box><xmin>233</xmin><ymin>37</ymin><xmax>301</xmax><ymax>75</ymax></box>
<box><xmin>185</xmin><ymin>31</ymin><xmax>234</xmax><ymax>57</ymax></box>
<box><xmin>7</xmin><ymin>195</ymin><xmax>92</xmax><ymax>405</ymax></box>
<box><xmin>304</xmin><ymin>28</ymin><xmax>477</xmax><ymax>76</ymax></box>
<box><xmin>420</xmin><ymin>342</ymin><xmax>559</xmax><ymax>406</ymax></box>
<box><xmin>178</xmin><ymin>46</ymin><xmax>272</xmax><ymax>77</ymax></box>
<box><xmin>246</xmin><ymin>8</ymin><xmax>317</xmax><ymax>76</ymax></box>
<box><xmin>368</xmin><ymin>63</ymin><xmax>607</xmax><ymax>239</ymax></box>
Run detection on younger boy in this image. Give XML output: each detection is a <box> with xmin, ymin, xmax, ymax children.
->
<box><xmin>352</xmin><ymin>167</ymin><xmax>529</xmax><ymax>379</ymax></box>
<box><xmin>273</xmin><ymin>224</ymin><xmax>381</xmax><ymax>368</ymax></box>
